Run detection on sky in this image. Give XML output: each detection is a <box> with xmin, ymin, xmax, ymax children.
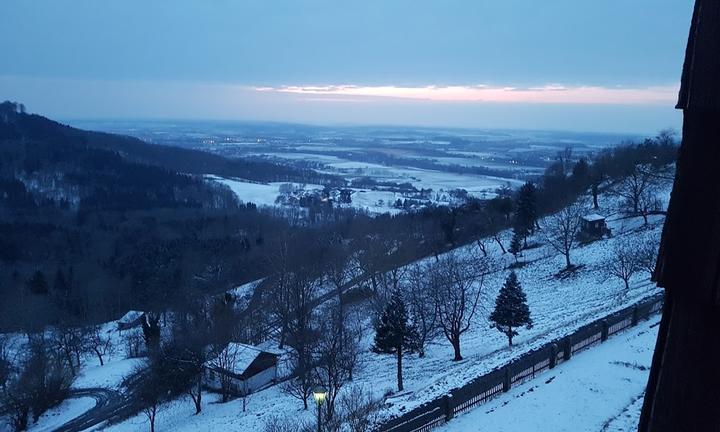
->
<box><xmin>0</xmin><ymin>0</ymin><xmax>695</xmax><ymax>133</ymax></box>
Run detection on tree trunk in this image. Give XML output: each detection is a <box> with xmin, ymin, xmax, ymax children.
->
<box><xmin>195</xmin><ymin>374</ymin><xmax>202</xmax><ymax>414</ymax></box>
<box><xmin>452</xmin><ymin>335</ymin><xmax>463</xmax><ymax>361</ymax></box>
<box><xmin>94</xmin><ymin>349</ymin><xmax>104</xmax><ymax>366</ymax></box>
<box><xmin>149</xmin><ymin>407</ymin><xmax>156</xmax><ymax>432</ymax></box>
<box><xmin>476</xmin><ymin>240</ymin><xmax>487</xmax><ymax>257</ymax></box>
<box><xmin>508</xmin><ymin>327</ymin><xmax>514</xmax><ymax>347</ymax></box>
<box><xmin>65</xmin><ymin>351</ymin><xmax>76</xmax><ymax>376</ymax></box>
<box><xmin>396</xmin><ymin>347</ymin><xmax>404</xmax><ymax>391</ymax></box>
<box><xmin>564</xmin><ymin>252</ymin><xmax>571</xmax><ymax>269</ymax></box>
<box><xmin>494</xmin><ymin>236</ymin><xmax>507</xmax><ymax>254</ymax></box>
<box><xmin>278</xmin><ymin>322</ymin><xmax>287</xmax><ymax>349</ymax></box>
<box><xmin>592</xmin><ymin>184</ymin><xmax>599</xmax><ymax>209</ymax></box>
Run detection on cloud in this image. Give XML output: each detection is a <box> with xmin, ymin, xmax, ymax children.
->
<box><xmin>255</xmin><ymin>83</ymin><xmax>679</xmax><ymax>105</ymax></box>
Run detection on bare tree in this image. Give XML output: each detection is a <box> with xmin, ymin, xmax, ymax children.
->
<box><xmin>370</xmin><ymin>266</ymin><xmax>407</xmax><ymax>319</ymax></box>
<box><xmin>50</xmin><ymin>323</ymin><xmax>86</xmax><ymax>377</ymax></box>
<box><xmin>313</xmin><ymin>307</ymin><xmax>357</xmax><ymax>422</ymax></box>
<box><xmin>325</xmin><ymin>245</ymin><xmax>352</xmax><ymax>320</ymax></box>
<box><xmin>432</xmin><ymin>253</ymin><xmax>487</xmax><ymax>361</ymax></box>
<box><xmin>87</xmin><ymin>325</ymin><xmax>114</xmax><ymax>366</ymax></box>
<box><xmin>615</xmin><ymin>164</ymin><xmax>658</xmax><ymax>214</ymax></box>
<box><xmin>123</xmin><ymin>329</ymin><xmax>145</xmax><ymax>358</ymax></box>
<box><xmin>405</xmin><ymin>263</ymin><xmax>439</xmax><ymax>358</ymax></box>
<box><xmin>208</xmin><ymin>343</ymin><xmax>239</xmax><ymax>403</ymax></box>
<box><xmin>281</xmin><ymin>352</ymin><xmax>314</xmax><ymax>410</ymax></box>
<box><xmin>0</xmin><ymin>335</ymin><xmax>12</xmax><ymax>390</ymax></box>
<box><xmin>267</xmin><ymin>238</ymin><xmax>294</xmax><ymax>349</ymax></box>
<box><xmin>133</xmin><ymin>364</ymin><xmax>169</xmax><ymax>432</ymax></box>
<box><xmin>542</xmin><ymin>201</ymin><xmax>585</xmax><ymax>269</ymax></box>
<box><xmin>605</xmin><ymin>237</ymin><xmax>642</xmax><ymax>290</ymax></box>
<box><xmin>638</xmin><ymin>233</ymin><xmax>660</xmax><ymax>276</ymax></box>
<box><xmin>638</xmin><ymin>188</ymin><xmax>663</xmax><ymax>226</ymax></box>
<box><xmin>263</xmin><ymin>415</ymin><xmax>313</xmax><ymax>432</ymax></box>
<box><xmin>2</xmin><ymin>337</ymin><xmax>72</xmax><ymax>430</ymax></box>
<box><xmin>475</xmin><ymin>237</ymin><xmax>489</xmax><ymax>257</ymax></box>
<box><xmin>355</xmin><ymin>234</ymin><xmax>386</xmax><ymax>293</ymax></box>
<box><xmin>340</xmin><ymin>385</ymin><xmax>382</xmax><ymax>432</ymax></box>
<box><xmin>284</xmin><ymin>270</ymin><xmax>322</xmax><ymax>410</ymax></box>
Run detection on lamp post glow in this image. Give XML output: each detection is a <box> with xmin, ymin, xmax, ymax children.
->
<box><xmin>312</xmin><ymin>386</ymin><xmax>327</xmax><ymax>432</ymax></box>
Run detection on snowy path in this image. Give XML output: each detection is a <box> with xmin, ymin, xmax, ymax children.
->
<box><xmin>435</xmin><ymin>317</ymin><xmax>659</xmax><ymax>432</ymax></box>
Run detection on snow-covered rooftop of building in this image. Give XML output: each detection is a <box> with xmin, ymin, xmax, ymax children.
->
<box><xmin>117</xmin><ymin>310</ymin><xmax>143</xmax><ymax>324</ymax></box>
<box><xmin>581</xmin><ymin>213</ymin><xmax>606</xmax><ymax>222</ymax></box>
<box><xmin>210</xmin><ymin>343</ymin><xmax>277</xmax><ymax>375</ymax></box>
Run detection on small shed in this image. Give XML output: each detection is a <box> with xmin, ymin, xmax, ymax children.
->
<box><xmin>116</xmin><ymin>310</ymin><xmax>144</xmax><ymax>331</ymax></box>
<box><xmin>579</xmin><ymin>213</ymin><xmax>609</xmax><ymax>238</ymax></box>
<box><xmin>204</xmin><ymin>343</ymin><xmax>279</xmax><ymax>396</ymax></box>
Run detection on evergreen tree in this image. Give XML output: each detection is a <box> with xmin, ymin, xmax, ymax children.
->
<box><xmin>490</xmin><ymin>271</ymin><xmax>532</xmax><ymax>346</ymax></box>
<box><xmin>514</xmin><ymin>182</ymin><xmax>538</xmax><ymax>246</ymax></box>
<box><xmin>509</xmin><ymin>230</ymin><xmax>522</xmax><ymax>263</ymax></box>
<box><xmin>372</xmin><ymin>290</ymin><xmax>418</xmax><ymax>392</ymax></box>
<box><xmin>571</xmin><ymin>157</ymin><xmax>591</xmax><ymax>191</ymax></box>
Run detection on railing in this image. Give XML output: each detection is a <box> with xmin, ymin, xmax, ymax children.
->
<box><xmin>375</xmin><ymin>293</ymin><xmax>664</xmax><ymax>432</ymax></box>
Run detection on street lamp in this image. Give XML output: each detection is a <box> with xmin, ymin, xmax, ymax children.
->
<box><xmin>312</xmin><ymin>385</ymin><xmax>328</xmax><ymax>432</ymax></box>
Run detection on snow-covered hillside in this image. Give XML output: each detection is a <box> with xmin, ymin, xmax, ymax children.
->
<box><xmin>435</xmin><ymin>316</ymin><xmax>658</xmax><ymax>432</ymax></box>
<box><xmin>0</xmin><ymin>179</ymin><xmax>670</xmax><ymax>432</ymax></box>
<box><xmin>80</xmin><ymin>183</ymin><xmax>669</xmax><ymax>432</ymax></box>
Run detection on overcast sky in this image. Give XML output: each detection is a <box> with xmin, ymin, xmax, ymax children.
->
<box><xmin>0</xmin><ymin>0</ymin><xmax>695</xmax><ymax>133</ymax></box>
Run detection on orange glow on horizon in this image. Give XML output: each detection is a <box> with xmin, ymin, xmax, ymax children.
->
<box><xmin>254</xmin><ymin>84</ymin><xmax>679</xmax><ymax>105</ymax></box>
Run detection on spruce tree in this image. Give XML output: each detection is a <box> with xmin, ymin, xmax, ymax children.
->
<box><xmin>490</xmin><ymin>271</ymin><xmax>532</xmax><ymax>346</ymax></box>
<box><xmin>514</xmin><ymin>182</ymin><xmax>538</xmax><ymax>246</ymax></box>
<box><xmin>372</xmin><ymin>290</ymin><xmax>418</xmax><ymax>392</ymax></box>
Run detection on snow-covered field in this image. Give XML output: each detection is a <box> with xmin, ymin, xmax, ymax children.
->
<box><xmin>436</xmin><ymin>317</ymin><xmax>658</xmax><ymax>432</ymax></box>
<box><xmin>208</xmin><ymin>165</ymin><xmax>525</xmax><ymax>215</ymax></box>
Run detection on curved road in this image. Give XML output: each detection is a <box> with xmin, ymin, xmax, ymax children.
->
<box><xmin>52</xmin><ymin>387</ymin><xmax>129</xmax><ymax>432</ymax></box>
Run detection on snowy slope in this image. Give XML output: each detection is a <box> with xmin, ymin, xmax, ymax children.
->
<box><xmin>95</xmin><ymin>183</ymin><xmax>670</xmax><ymax>432</ymax></box>
<box><xmin>0</xmin><ymin>180</ymin><xmax>671</xmax><ymax>432</ymax></box>
<box><xmin>435</xmin><ymin>317</ymin><xmax>658</xmax><ymax>432</ymax></box>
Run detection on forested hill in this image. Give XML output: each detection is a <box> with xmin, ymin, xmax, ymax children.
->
<box><xmin>0</xmin><ymin>102</ymin><xmax>341</xmax><ymax>205</ymax></box>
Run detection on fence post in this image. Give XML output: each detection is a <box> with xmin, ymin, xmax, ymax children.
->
<box><xmin>549</xmin><ymin>343</ymin><xmax>558</xmax><ymax>369</ymax></box>
<box><xmin>631</xmin><ymin>305</ymin><xmax>639</xmax><ymax>326</ymax></box>
<box><xmin>564</xmin><ymin>336</ymin><xmax>572</xmax><ymax>361</ymax></box>
<box><xmin>601</xmin><ymin>319</ymin><xmax>609</xmax><ymax>342</ymax></box>
<box><xmin>443</xmin><ymin>394</ymin><xmax>454</xmax><ymax>421</ymax></box>
<box><xmin>503</xmin><ymin>367</ymin><xmax>511</xmax><ymax>392</ymax></box>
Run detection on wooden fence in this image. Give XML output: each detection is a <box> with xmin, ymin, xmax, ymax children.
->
<box><xmin>375</xmin><ymin>293</ymin><xmax>664</xmax><ymax>432</ymax></box>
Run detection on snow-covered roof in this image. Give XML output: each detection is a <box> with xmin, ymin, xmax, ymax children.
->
<box><xmin>227</xmin><ymin>279</ymin><xmax>264</xmax><ymax>299</ymax></box>
<box><xmin>581</xmin><ymin>213</ymin><xmax>606</xmax><ymax>222</ymax></box>
<box><xmin>118</xmin><ymin>310</ymin><xmax>144</xmax><ymax>323</ymax></box>
<box><xmin>209</xmin><ymin>343</ymin><xmax>278</xmax><ymax>376</ymax></box>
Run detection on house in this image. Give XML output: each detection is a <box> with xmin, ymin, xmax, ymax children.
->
<box><xmin>204</xmin><ymin>343</ymin><xmax>279</xmax><ymax>396</ymax></box>
<box><xmin>579</xmin><ymin>214</ymin><xmax>610</xmax><ymax>240</ymax></box>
